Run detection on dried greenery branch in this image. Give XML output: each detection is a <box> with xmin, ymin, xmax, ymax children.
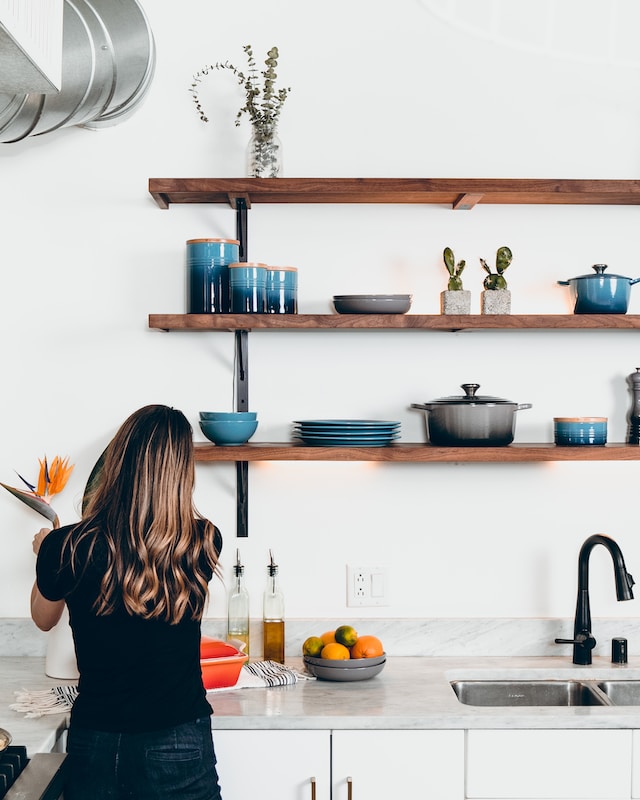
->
<box><xmin>190</xmin><ymin>45</ymin><xmax>291</xmax><ymax>132</ymax></box>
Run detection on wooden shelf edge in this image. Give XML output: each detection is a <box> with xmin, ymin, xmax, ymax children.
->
<box><xmin>194</xmin><ymin>442</ymin><xmax>640</xmax><ymax>463</ymax></box>
<box><xmin>148</xmin><ymin>178</ymin><xmax>640</xmax><ymax>209</ymax></box>
<box><xmin>150</xmin><ymin>314</ymin><xmax>640</xmax><ymax>332</ymax></box>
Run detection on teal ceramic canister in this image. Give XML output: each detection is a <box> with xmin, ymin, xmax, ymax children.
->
<box><xmin>187</xmin><ymin>238</ymin><xmax>239</xmax><ymax>313</ymax></box>
<box><xmin>229</xmin><ymin>262</ymin><xmax>267</xmax><ymax>313</ymax></box>
<box><xmin>266</xmin><ymin>266</ymin><xmax>298</xmax><ymax>313</ymax></box>
<box><xmin>554</xmin><ymin>417</ymin><xmax>608</xmax><ymax>445</ymax></box>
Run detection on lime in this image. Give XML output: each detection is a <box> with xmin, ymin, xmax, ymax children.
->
<box><xmin>335</xmin><ymin>625</ymin><xmax>358</xmax><ymax>647</ymax></box>
<box><xmin>302</xmin><ymin>636</ymin><xmax>324</xmax><ymax>658</ymax></box>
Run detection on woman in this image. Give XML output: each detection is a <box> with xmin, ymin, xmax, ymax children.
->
<box><xmin>31</xmin><ymin>405</ymin><xmax>224</xmax><ymax>800</ymax></box>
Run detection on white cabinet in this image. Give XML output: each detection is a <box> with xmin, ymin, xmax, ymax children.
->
<box><xmin>212</xmin><ymin>729</ymin><xmax>330</xmax><ymax>800</ymax></box>
<box><xmin>212</xmin><ymin>728</ymin><xmax>464</xmax><ymax>800</ymax></box>
<box><xmin>630</xmin><ymin>730</ymin><xmax>640</xmax><ymax>798</ymax></box>
<box><xmin>466</xmin><ymin>729</ymin><xmax>632</xmax><ymax>799</ymax></box>
<box><xmin>332</xmin><ymin>729</ymin><xmax>464</xmax><ymax>800</ymax></box>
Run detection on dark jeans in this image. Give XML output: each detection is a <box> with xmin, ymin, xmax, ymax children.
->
<box><xmin>65</xmin><ymin>717</ymin><xmax>222</xmax><ymax>800</ymax></box>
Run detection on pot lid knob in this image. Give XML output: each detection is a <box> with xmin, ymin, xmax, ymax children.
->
<box><xmin>592</xmin><ymin>264</ymin><xmax>608</xmax><ymax>274</ymax></box>
<box><xmin>461</xmin><ymin>383</ymin><xmax>480</xmax><ymax>398</ymax></box>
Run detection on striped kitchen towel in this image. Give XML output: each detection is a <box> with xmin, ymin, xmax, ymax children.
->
<box><xmin>10</xmin><ymin>685</ymin><xmax>78</xmax><ymax>718</ymax></box>
<box><xmin>207</xmin><ymin>660</ymin><xmax>314</xmax><ymax>692</ymax></box>
<box><xmin>10</xmin><ymin>662</ymin><xmax>313</xmax><ymax>715</ymax></box>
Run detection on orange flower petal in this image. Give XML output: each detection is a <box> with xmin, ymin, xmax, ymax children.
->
<box><xmin>36</xmin><ymin>457</ymin><xmax>48</xmax><ymax>497</ymax></box>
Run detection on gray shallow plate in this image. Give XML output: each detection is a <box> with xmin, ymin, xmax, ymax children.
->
<box><xmin>332</xmin><ymin>294</ymin><xmax>412</xmax><ymax>314</ymax></box>
<box><xmin>304</xmin><ymin>653</ymin><xmax>386</xmax><ymax>668</ymax></box>
<box><xmin>304</xmin><ymin>657</ymin><xmax>386</xmax><ymax>681</ymax></box>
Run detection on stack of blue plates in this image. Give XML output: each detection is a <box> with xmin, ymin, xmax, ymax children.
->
<box><xmin>293</xmin><ymin>419</ymin><xmax>401</xmax><ymax>447</ymax></box>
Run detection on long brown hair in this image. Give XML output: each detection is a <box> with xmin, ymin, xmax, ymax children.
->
<box><xmin>71</xmin><ymin>405</ymin><xmax>220</xmax><ymax>624</ymax></box>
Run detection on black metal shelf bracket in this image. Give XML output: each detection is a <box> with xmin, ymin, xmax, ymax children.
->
<box><xmin>234</xmin><ymin>330</ymin><xmax>249</xmax><ymax>538</ymax></box>
<box><xmin>234</xmin><ymin>195</ymin><xmax>249</xmax><ymax>537</ymax></box>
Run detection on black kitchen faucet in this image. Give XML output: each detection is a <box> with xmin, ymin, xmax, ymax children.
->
<box><xmin>555</xmin><ymin>534</ymin><xmax>635</xmax><ymax>665</ymax></box>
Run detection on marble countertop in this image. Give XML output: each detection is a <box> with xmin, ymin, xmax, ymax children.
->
<box><xmin>6</xmin><ymin>655</ymin><xmax>640</xmax><ymax>754</ymax></box>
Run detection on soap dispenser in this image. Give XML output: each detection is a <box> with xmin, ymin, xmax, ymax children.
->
<box><xmin>227</xmin><ymin>549</ymin><xmax>250</xmax><ymax>655</ymax></box>
<box><xmin>263</xmin><ymin>550</ymin><xmax>285</xmax><ymax>663</ymax></box>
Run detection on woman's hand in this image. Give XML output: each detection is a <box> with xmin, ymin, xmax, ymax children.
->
<box><xmin>32</xmin><ymin>527</ymin><xmax>51</xmax><ymax>556</ymax></box>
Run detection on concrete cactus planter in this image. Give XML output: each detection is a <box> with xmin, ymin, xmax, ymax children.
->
<box><xmin>481</xmin><ymin>289</ymin><xmax>511</xmax><ymax>314</ymax></box>
<box><xmin>440</xmin><ymin>290</ymin><xmax>471</xmax><ymax>314</ymax></box>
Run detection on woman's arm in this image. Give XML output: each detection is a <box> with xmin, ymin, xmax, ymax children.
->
<box><xmin>30</xmin><ymin>582</ymin><xmax>64</xmax><ymax>631</ymax></box>
<box><xmin>31</xmin><ymin>527</ymin><xmax>65</xmax><ymax>631</ymax></box>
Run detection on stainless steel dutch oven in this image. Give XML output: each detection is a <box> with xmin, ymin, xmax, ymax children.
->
<box><xmin>558</xmin><ymin>264</ymin><xmax>640</xmax><ymax>314</ymax></box>
<box><xmin>411</xmin><ymin>383</ymin><xmax>532</xmax><ymax>446</ymax></box>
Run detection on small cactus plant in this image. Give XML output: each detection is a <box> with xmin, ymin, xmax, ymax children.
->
<box><xmin>443</xmin><ymin>247</ymin><xmax>466</xmax><ymax>291</ymax></box>
<box><xmin>480</xmin><ymin>246</ymin><xmax>513</xmax><ymax>290</ymax></box>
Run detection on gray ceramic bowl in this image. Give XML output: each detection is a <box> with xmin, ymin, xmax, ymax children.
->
<box><xmin>303</xmin><ymin>653</ymin><xmax>386</xmax><ymax>668</ymax></box>
<box><xmin>332</xmin><ymin>294</ymin><xmax>412</xmax><ymax>314</ymax></box>
<box><xmin>303</xmin><ymin>656</ymin><xmax>386</xmax><ymax>681</ymax></box>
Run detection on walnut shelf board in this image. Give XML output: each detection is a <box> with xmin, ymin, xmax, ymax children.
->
<box><xmin>194</xmin><ymin>442</ymin><xmax>640</xmax><ymax>463</ymax></box>
<box><xmin>148</xmin><ymin>178</ymin><xmax>640</xmax><ymax>209</ymax></box>
<box><xmin>149</xmin><ymin>314</ymin><xmax>640</xmax><ymax>332</ymax></box>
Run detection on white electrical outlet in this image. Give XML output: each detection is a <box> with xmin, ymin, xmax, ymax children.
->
<box><xmin>347</xmin><ymin>565</ymin><xmax>390</xmax><ymax>607</ymax></box>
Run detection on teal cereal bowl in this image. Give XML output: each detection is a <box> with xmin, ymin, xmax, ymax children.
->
<box><xmin>199</xmin><ymin>411</ymin><xmax>257</xmax><ymax>421</ymax></box>
<box><xmin>199</xmin><ymin>418</ymin><xmax>258</xmax><ymax>445</ymax></box>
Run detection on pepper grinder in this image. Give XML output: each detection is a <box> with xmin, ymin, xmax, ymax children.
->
<box><xmin>628</xmin><ymin>368</ymin><xmax>640</xmax><ymax>444</ymax></box>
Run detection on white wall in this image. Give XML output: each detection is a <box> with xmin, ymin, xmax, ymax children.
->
<box><xmin>2</xmin><ymin>0</ymin><xmax>640</xmax><ymax>627</ymax></box>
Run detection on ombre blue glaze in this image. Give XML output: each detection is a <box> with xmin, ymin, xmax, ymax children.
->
<box><xmin>554</xmin><ymin>417</ymin><xmax>607</xmax><ymax>445</ymax></box>
<box><xmin>187</xmin><ymin>238</ymin><xmax>239</xmax><ymax>313</ymax></box>
<box><xmin>558</xmin><ymin>264</ymin><xmax>640</xmax><ymax>314</ymax></box>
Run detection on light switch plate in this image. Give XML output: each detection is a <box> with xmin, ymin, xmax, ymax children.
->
<box><xmin>346</xmin><ymin>565</ymin><xmax>390</xmax><ymax>607</ymax></box>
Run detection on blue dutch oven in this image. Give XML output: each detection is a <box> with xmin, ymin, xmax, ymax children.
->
<box><xmin>558</xmin><ymin>264</ymin><xmax>640</xmax><ymax>314</ymax></box>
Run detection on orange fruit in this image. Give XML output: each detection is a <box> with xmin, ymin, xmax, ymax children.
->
<box><xmin>320</xmin><ymin>630</ymin><xmax>337</xmax><ymax>645</ymax></box>
<box><xmin>335</xmin><ymin>625</ymin><xmax>358</xmax><ymax>647</ymax></box>
<box><xmin>302</xmin><ymin>636</ymin><xmax>324</xmax><ymax>657</ymax></box>
<box><xmin>350</xmin><ymin>635</ymin><xmax>384</xmax><ymax>659</ymax></box>
<box><xmin>321</xmin><ymin>642</ymin><xmax>351</xmax><ymax>660</ymax></box>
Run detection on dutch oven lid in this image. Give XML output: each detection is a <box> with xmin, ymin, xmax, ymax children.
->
<box><xmin>568</xmin><ymin>264</ymin><xmax>631</xmax><ymax>281</ymax></box>
<box><xmin>429</xmin><ymin>383</ymin><xmax>516</xmax><ymax>405</ymax></box>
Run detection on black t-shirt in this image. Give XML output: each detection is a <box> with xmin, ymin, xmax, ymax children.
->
<box><xmin>36</xmin><ymin>521</ymin><xmax>222</xmax><ymax>733</ymax></box>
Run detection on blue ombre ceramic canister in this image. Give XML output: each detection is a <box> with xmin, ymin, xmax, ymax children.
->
<box><xmin>266</xmin><ymin>266</ymin><xmax>298</xmax><ymax>313</ymax></box>
<box><xmin>229</xmin><ymin>262</ymin><xmax>267</xmax><ymax>313</ymax></box>
<box><xmin>186</xmin><ymin>238</ymin><xmax>239</xmax><ymax>313</ymax></box>
<box><xmin>554</xmin><ymin>417</ymin><xmax>608</xmax><ymax>445</ymax></box>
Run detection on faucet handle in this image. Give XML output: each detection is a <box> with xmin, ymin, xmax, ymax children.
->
<box><xmin>555</xmin><ymin>631</ymin><xmax>597</xmax><ymax>650</ymax></box>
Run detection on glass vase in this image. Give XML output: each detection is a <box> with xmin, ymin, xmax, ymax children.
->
<box><xmin>247</xmin><ymin>126</ymin><xmax>282</xmax><ymax>178</ymax></box>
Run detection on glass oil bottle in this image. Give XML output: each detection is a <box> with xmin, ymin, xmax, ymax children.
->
<box><xmin>227</xmin><ymin>549</ymin><xmax>250</xmax><ymax>655</ymax></box>
<box><xmin>263</xmin><ymin>549</ymin><xmax>285</xmax><ymax>663</ymax></box>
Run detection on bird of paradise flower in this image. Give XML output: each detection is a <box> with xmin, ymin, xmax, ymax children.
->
<box><xmin>1</xmin><ymin>455</ymin><xmax>74</xmax><ymax>529</ymax></box>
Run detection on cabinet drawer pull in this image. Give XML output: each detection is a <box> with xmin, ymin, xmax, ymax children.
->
<box><xmin>347</xmin><ymin>775</ymin><xmax>353</xmax><ymax>800</ymax></box>
<box><xmin>310</xmin><ymin>776</ymin><xmax>316</xmax><ymax>800</ymax></box>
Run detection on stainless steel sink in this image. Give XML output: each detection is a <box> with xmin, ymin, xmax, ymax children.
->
<box><xmin>597</xmin><ymin>681</ymin><xmax>640</xmax><ymax>705</ymax></box>
<box><xmin>451</xmin><ymin>680</ymin><xmax>610</xmax><ymax>707</ymax></box>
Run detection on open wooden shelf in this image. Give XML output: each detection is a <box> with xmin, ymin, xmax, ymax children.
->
<box><xmin>194</xmin><ymin>442</ymin><xmax>640</xmax><ymax>463</ymax></box>
<box><xmin>149</xmin><ymin>313</ymin><xmax>640</xmax><ymax>332</ymax></box>
<box><xmin>148</xmin><ymin>178</ymin><xmax>640</xmax><ymax>210</ymax></box>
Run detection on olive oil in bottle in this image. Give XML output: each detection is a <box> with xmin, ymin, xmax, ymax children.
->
<box><xmin>263</xmin><ymin>550</ymin><xmax>285</xmax><ymax>663</ymax></box>
<box><xmin>227</xmin><ymin>549</ymin><xmax>250</xmax><ymax>655</ymax></box>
